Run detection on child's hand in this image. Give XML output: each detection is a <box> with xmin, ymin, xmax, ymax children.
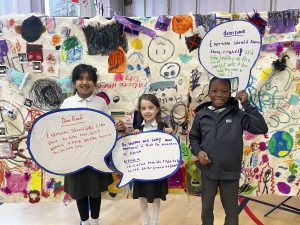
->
<box><xmin>163</xmin><ymin>127</ymin><xmax>174</xmax><ymax>134</ymax></box>
<box><xmin>115</xmin><ymin>120</ymin><xmax>126</xmax><ymax>131</ymax></box>
<box><xmin>236</xmin><ymin>90</ymin><xmax>248</xmax><ymax>103</ymax></box>
<box><xmin>197</xmin><ymin>150</ymin><xmax>211</xmax><ymax>165</ymax></box>
<box><xmin>132</xmin><ymin>129</ymin><xmax>141</xmax><ymax>135</ymax></box>
<box><xmin>25</xmin><ymin>121</ymin><xmax>33</xmax><ymax>131</ymax></box>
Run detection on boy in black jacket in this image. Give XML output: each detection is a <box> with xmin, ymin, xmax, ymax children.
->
<box><xmin>189</xmin><ymin>77</ymin><xmax>268</xmax><ymax>225</ymax></box>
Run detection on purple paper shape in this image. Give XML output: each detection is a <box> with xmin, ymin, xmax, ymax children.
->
<box><xmin>114</xmin><ymin>13</ymin><xmax>156</xmax><ymax>38</ymax></box>
<box><xmin>155</xmin><ymin>15</ymin><xmax>171</xmax><ymax>31</ymax></box>
<box><xmin>0</xmin><ymin>40</ymin><xmax>8</xmax><ymax>64</ymax></box>
<box><xmin>123</xmin><ymin>17</ymin><xmax>141</xmax><ymax>35</ymax></box>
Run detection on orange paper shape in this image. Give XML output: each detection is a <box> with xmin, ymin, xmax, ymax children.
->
<box><xmin>51</xmin><ymin>35</ymin><xmax>61</xmax><ymax>46</ymax></box>
<box><xmin>47</xmin><ymin>65</ymin><xmax>55</xmax><ymax>73</ymax></box>
<box><xmin>108</xmin><ymin>47</ymin><xmax>126</xmax><ymax>73</ymax></box>
<box><xmin>172</xmin><ymin>15</ymin><xmax>193</xmax><ymax>34</ymax></box>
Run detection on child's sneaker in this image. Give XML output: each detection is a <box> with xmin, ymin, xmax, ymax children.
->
<box><xmin>90</xmin><ymin>218</ymin><xmax>99</xmax><ymax>225</ymax></box>
<box><xmin>150</xmin><ymin>221</ymin><xmax>158</xmax><ymax>225</ymax></box>
<box><xmin>80</xmin><ymin>219</ymin><xmax>90</xmax><ymax>225</ymax></box>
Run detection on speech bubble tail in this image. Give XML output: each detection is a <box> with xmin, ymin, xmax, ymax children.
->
<box><xmin>118</xmin><ymin>175</ymin><xmax>131</xmax><ymax>187</ymax></box>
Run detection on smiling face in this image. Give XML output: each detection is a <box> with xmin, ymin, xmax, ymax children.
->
<box><xmin>140</xmin><ymin>99</ymin><xmax>160</xmax><ymax>124</ymax></box>
<box><xmin>208</xmin><ymin>79</ymin><xmax>230</xmax><ymax>108</ymax></box>
<box><xmin>75</xmin><ymin>72</ymin><xmax>95</xmax><ymax>99</ymax></box>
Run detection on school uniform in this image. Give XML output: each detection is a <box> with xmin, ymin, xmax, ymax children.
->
<box><xmin>132</xmin><ymin>120</ymin><xmax>169</xmax><ymax>203</ymax></box>
<box><xmin>61</xmin><ymin>93</ymin><xmax>113</xmax><ymax>200</ymax></box>
<box><xmin>189</xmin><ymin>97</ymin><xmax>268</xmax><ymax>225</ymax></box>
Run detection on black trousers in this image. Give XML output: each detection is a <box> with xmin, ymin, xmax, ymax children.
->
<box><xmin>76</xmin><ymin>196</ymin><xmax>101</xmax><ymax>221</ymax></box>
<box><xmin>201</xmin><ymin>174</ymin><xmax>239</xmax><ymax>225</ymax></box>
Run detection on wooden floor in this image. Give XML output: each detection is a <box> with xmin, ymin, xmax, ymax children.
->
<box><xmin>0</xmin><ymin>195</ymin><xmax>299</xmax><ymax>225</ymax></box>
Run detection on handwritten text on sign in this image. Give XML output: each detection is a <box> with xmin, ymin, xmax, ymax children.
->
<box><xmin>27</xmin><ymin>108</ymin><xmax>117</xmax><ymax>175</ymax></box>
<box><xmin>199</xmin><ymin>20</ymin><xmax>261</xmax><ymax>90</ymax></box>
<box><xmin>112</xmin><ymin>131</ymin><xmax>181</xmax><ymax>187</ymax></box>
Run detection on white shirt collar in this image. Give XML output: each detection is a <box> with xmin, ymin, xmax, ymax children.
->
<box><xmin>141</xmin><ymin>120</ymin><xmax>158</xmax><ymax>127</ymax></box>
<box><xmin>208</xmin><ymin>105</ymin><xmax>226</xmax><ymax>113</ymax></box>
<box><xmin>74</xmin><ymin>92</ymin><xmax>94</xmax><ymax>102</ymax></box>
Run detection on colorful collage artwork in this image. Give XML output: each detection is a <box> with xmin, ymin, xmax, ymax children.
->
<box><xmin>0</xmin><ymin>9</ymin><xmax>299</xmax><ymax>204</ymax></box>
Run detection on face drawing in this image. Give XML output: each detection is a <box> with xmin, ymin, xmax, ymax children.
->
<box><xmin>148</xmin><ymin>36</ymin><xmax>175</xmax><ymax>63</ymax></box>
<box><xmin>160</xmin><ymin>62</ymin><xmax>180</xmax><ymax>79</ymax></box>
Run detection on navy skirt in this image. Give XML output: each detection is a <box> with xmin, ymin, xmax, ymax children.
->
<box><xmin>64</xmin><ymin>168</ymin><xmax>113</xmax><ymax>200</ymax></box>
<box><xmin>133</xmin><ymin>179</ymin><xmax>168</xmax><ymax>203</ymax></box>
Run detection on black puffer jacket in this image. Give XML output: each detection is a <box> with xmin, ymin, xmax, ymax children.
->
<box><xmin>189</xmin><ymin>97</ymin><xmax>268</xmax><ymax>180</ymax></box>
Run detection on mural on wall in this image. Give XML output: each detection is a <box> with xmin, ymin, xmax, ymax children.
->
<box><xmin>0</xmin><ymin>9</ymin><xmax>299</xmax><ymax>203</ymax></box>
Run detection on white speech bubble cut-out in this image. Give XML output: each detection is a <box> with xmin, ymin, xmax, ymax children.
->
<box><xmin>112</xmin><ymin>131</ymin><xmax>181</xmax><ymax>187</ymax></box>
<box><xmin>199</xmin><ymin>20</ymin><xmax>262</xmax><ymax>90</ymax></box>
<box><xmin>27</xmin><ymin>108</ymin><xmax>117</xmax><ymax>175</ymax></box>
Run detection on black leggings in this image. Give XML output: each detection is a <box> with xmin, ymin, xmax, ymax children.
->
<box><xmin>76</xmin><ymin>196</ymin><xmax>101</xmax><ymax>221</ymax></box>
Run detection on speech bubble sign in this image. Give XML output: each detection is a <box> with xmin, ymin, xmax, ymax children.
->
<box><xmin>27</xmin><ymin>108</ymin><xmax>117</xmax><ymax>175</ymax></box>
<box><xmin>198</xmin><ymin>20</ymin><xmax>262</xmax><ymax>90</ymax></box>
<box><xmin>112</xmin><ymin>131</ymin><xmax>182</xmax><ymax>187</ymax></box>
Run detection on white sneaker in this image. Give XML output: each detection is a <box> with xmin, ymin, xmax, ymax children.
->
<box><xmin>149</xmin><ymin>221</ymin><xmax>158</xmax><ymax>225</ymax></box>
<box><xmin>90</xmin><ymin>218</ymin><xmax>99</xmax><ymax>225</ymax></box>
<box><xmin>81</xmin><ymin>219</ymin><xmax>90</xmax><ymax>225</ymax></box>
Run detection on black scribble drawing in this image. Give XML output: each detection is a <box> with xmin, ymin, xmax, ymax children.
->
<box><xmin>82</xmin><ymin>22</ymin><xmax>128</xmax><ymax>56</ymax></box>
<box><xmin>29</xmin><ymin>79</ymin><xmax>65</xmax><ymax>110</ymax></box>
<box><xmin>190</xmin><ymin>68</ymin><xmax>201</xmax><ymax>91</ymax></box>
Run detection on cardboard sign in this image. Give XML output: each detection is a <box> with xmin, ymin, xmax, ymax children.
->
<box><xmin>27</xmin><ymin>108</ymin><xmax>117</xmax><ymax>175</ymax></box>
<box><xmin>112</xmin><ymin>131</ymin><xmax>181</xmax><ymax>187</ymax></box>
<box><xmin>199</xmin><ymin>20</ymin><xmax>261</xmax><ymax>90</ymax></box>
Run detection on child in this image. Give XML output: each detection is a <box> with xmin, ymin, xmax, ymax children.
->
<box><xmin>25</xmin><ymin>64</ymin><xmax>125</xmax><ymax>225</ymax></box>
<box><xmin>132</xmin><ymin>94</ymin><xmax>173</xmax><ymax>225</ymax></box>
<box><xmin>189</xmin><ymin>77</ymin><xmax>268</xmax><ymax>225</ymax></box>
